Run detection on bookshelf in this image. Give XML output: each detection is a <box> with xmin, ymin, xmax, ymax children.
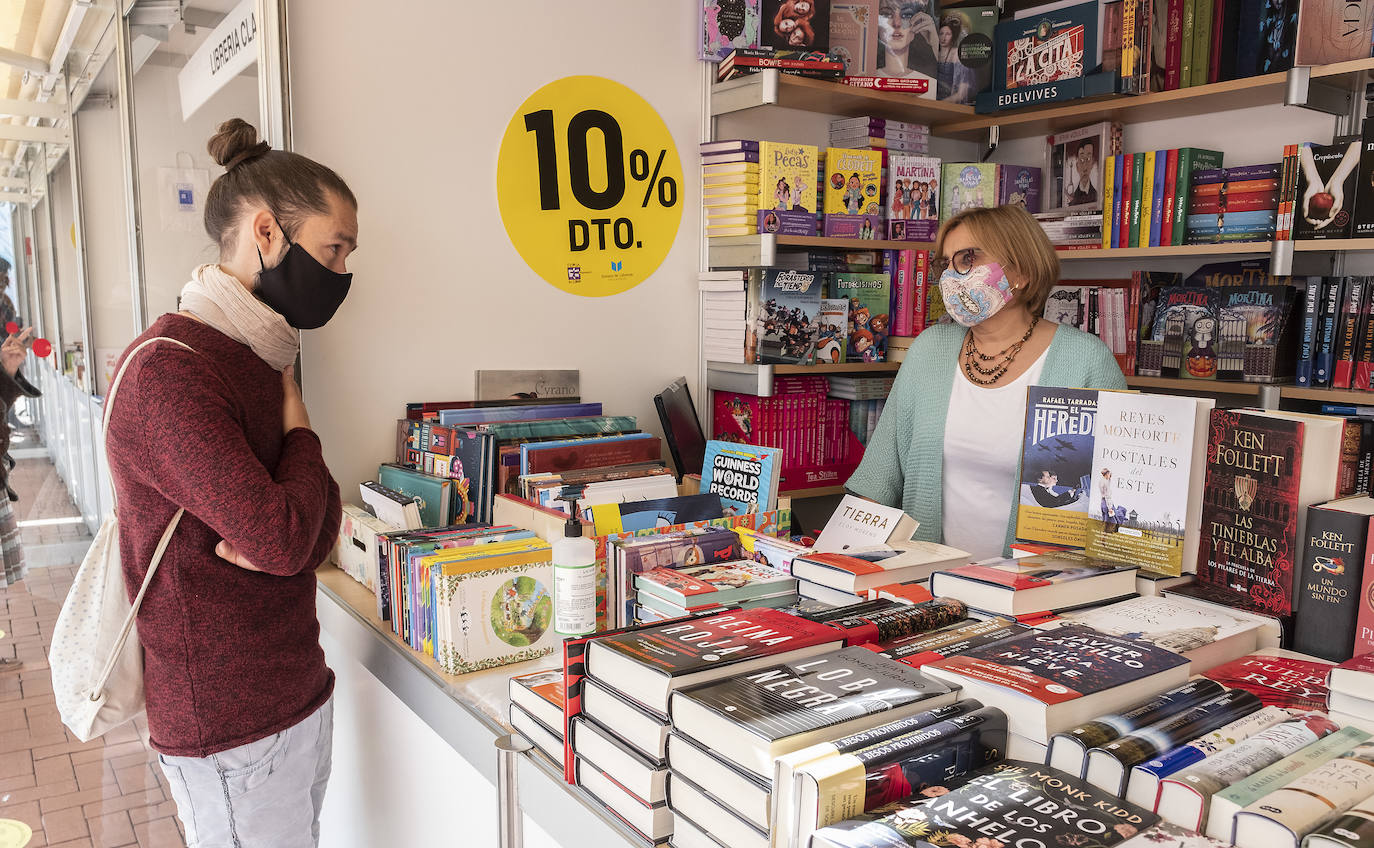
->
<box><xmin>1281</xmin><ymin>386</ymin><xmax>1374</xmax><ymax>403</ymax></box>
<box><xmin>708</xmin><ymin>233</ymin><xmax>934</xmax><ymax>268</ymax></box>
<box><xmin>1056</xmin><ymin>240</ymin><xmax>1374</xmax><ymax>261</ymax></box>
<box><xmin>1124</xmin><ymin>376</ymin><xmax>1263</xmax><ymax>395</ymax></box>
<box><xmin>711</xmin><ymin>71</ymin><xmax>975</xmax><ymax>122</ymax></box>
<box><xmin>707</xmin><ymin>360</ymin><xmax>899</xmax><ymax>396</ymax></box>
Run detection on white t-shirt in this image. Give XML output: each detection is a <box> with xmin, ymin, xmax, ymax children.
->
<box><xmin>941</xmin><ymin>349</ymin><xmax>1049</xmax><ymax>562</ymax></box>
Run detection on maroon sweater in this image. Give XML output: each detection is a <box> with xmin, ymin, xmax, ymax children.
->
<box><xmin>106</xmin><ymin>314</ymin><xmax>341</xmax><ymax>757</ymax></box>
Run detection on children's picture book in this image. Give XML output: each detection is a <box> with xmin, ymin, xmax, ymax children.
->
<box><xmin>828</xmin><ymin>0</ymin><xmax>879</xmax><ymax>74</ymax></box>
<box><xmin>816</xmin><ymin>298</ymin><xmax>848</xmax><ymax>363</ymax></box>
<box><xmin>886</xmin><ymin>154</ymin><xmax>940</xmax><ymax>241</ymax></box>
<box><xmin>1150</xmin><ymin>287</ymin><xmax>1225</xmax><ymax>380</ymax></box>
<box><xmin>995</xmin><ymin>1</ymin><xmax>1098</xmax><ymax>90</ymax></box>
<box><xmin>937</xmin><ymin>5</ymin><xmax>998</xmax><ymax>104</ymax></box>
<box><xmin>756</xmin><ymin>268</ymin><xmax>823</xmax><ymax>364</ymax></box>
<box><xmin>762</xmin><ymin>0</ymin><xmax>832</xmax><ymax>51</ymax></box>
<box><xmin>833</xmin><ymin>272</ymin><xmax>890</xmax><ymax>362</ymax></box>
<box><xmin>822</xmin><ymin>147</ymin><xmax>884</xmax><ymax>238</ymax></box>
<box><xmin>702</xmin><ymin>0</ymin><xmax>762</xmax><ymax>60</ymax></box>
<box><xmin>997</xmin><ymin>163</ymin><xmax>1042</xmax><ymax>212</ymax></box>
<box><xmin>1016</xmin><ymin>387</ymin><xmax>1099</xmax><ymax>548</ymax></box>
<box><xmin>757</xmin><ymin>142</ymin><xmax>820</xmax><ymax>236</ymax></box>
<box><xmin>942</xmin><ymin>162</ymin><xmax>996</xmax><ymax>216</ymax></box>
<box><xmin>699</xmin><ymin>439</ymin><xmax>783</xmax><ymax>515</ymax></box>
<box><xmin>1047</xmin><ymin>121</ymin><xmax>1113</xmax><ymax>213</ymax></box>
<box><xmin>433</xmin><ymin>542</ymin><xmax>555</xmax><ymax>675</ymax></box>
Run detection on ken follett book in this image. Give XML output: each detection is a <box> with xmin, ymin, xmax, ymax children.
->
<box><xmin>1195</xmin><ymin>410</ymin><xmax>1303</xmax><ymax>617</ymax></box>
<box><xmin>810</xmin><ymin>759</ymin><xmax>1160</xmax><ymax>848</ymax></box>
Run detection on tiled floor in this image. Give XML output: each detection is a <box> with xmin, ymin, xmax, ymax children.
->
<box><xmin>0</xmin><ymin>427</ymin><xmax>186</xmax><ymax>848</ymax></box>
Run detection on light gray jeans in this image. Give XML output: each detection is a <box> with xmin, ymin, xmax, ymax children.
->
<box><xmin>156</xmin><ymin>697</ymin><xmax>334</xmax><ymax>848</ymax></box>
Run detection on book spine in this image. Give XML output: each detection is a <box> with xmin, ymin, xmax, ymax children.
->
<box><xmin>1357</xmin><ymin>527</ymin><xmax>1374</xmax><ymax>655</ymax></box>
<box><xmin>1159</xmin><ymin>149</ymin><xmax>1180</xmax><ymax>245</ymax></box>
<box><xmin>912</xmin><ymin>250</ymin><xmax>929</xmax><ymax>335</ymax></box>
<box><xmin>1151</xmin><ymin>152</ymin><xmax>1169</xmax><ymax>246</ymax></box>
<box><xmin>1207</xmin><ymin>0</ymin><xmax>1226</xmax><ymax>82</ymax></box>
<box><xmin>1102</xmin><ymin>156</ymin><xmax>1116</xmax><ymax>249</ymax></box>
<box><xmin>1297</xmin><ymin>280</ymin><xmax>1322</xmax><ymax>386</ymax></box>
<box><xmin>1165</xmin><ymin>0</ymin><xmax>1186</xmax><ymax>88</ymax></box>
<box><xmin>1279</xmin><ymin>143</ymin><xmax>1297</xmax><ymax>240</ymax></box>
<box><xmin>1233</xmin><ymin>755</ymin><xmax>1374</xmax><ymax>837</ymax></box>
<box><xmin>1118</xmin><ymin>154</ymin><xmax>1132</xmax><ymax>248</ymax></box>
<box><xmin>1059</xmin><ymin>679</ymin><xmax>1227</xmax><ymax>751</ymax></box>
<box><xmin>1173</xmin><ymin>149</ymin><xmax>1194</xmax><ymax>246</ymax></box>
<box><xmin>1355</xmin><ymin>280</ymin><xmax>1374</xmax><ymax>390</ymax></box>
<box><xmin>1122</xmin><ymin>0</ymin><xmax>1140</xmax><ymax>88</ymax></box>
<box><xmin>1130</xmin><ymin>153</ymin><xmax>1146</xmax><ymax>247</ymax></box>
<box><xmin>1358</xmin><ymin>420</ymin><xmax>1374</xmax><ymax>495</ymax></box>
<box><xmin>1318</xmin><ymin>277</ymin><xmax>1348</xmax><ymax>387</ymax></box>
<box><xmin>1139</xmin><ymin>0</ymin><xmax>1155</xmax><ymax>92</ymax></box>
<box><xmin>1293</xmin><ymin>508</ymin><xmax>1369</xmax><ymax>661</ymax></box>
<box><xmin>1335</xmin><ymin>278</ymin><xmax>1365</xmax><ymax>389</ymax></box>
<box><xmin>1180</xmin><ymin>0</ymin><xmax>1197</xmax><ymax>86</ymax></box>
<box><xmin>1191</xmin><ymin>0</ymin><xmax>1213</xmax><ymax>86</ymax></box>
<box><xmin>892</xmin><ymin>250</ymin><xmax>914</xmax><ymax>337</ymax></box>
<box><xmin>827</xmin><ymin>598</ymin><xmax>967</xmax><ymax>645</ymax></box>
<box><xmin>1140</xmin><ymin>151</ymin><xmax>1157</xmax><ymax>246</ymax></box>
<box><xmin>1096</xmin><ymin>689</ymin><xmax>1263</xmax><ymax>770</ymax></box>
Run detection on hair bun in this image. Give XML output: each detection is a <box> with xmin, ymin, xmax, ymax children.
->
<box><xmin>207</xmin><ymin>118</ymin><xmax>267</xmax><ymax>169</ymax></box>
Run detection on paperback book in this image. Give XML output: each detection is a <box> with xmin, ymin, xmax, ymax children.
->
<box><xmin>886</xmin><ymin>154</ymin><xmax>940</xmax><ymax>241</ymax></box>
<box><xmin>757</xmin><ymin>268</ymin><xmax>823</xmax><ymax>364</ymax></box>
<box><xmin>699</xmin><ymin>439</ymin><xmax>783</xmax><ymax>515</ymax></box>
<box><xmin>822</xmin><ymin>148</ymin><xmax>884</xmax><ymax>238</ymax></box>
<box><xmin>1016</xmin><ymin>387</ymin><xmax>1099</xmax><ymax>548</ymax></box>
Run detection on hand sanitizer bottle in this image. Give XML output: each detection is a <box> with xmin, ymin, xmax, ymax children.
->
<box><xmin>553</xmin><ymin>487</ymin><xmax>596</xmax><ymax>636</ymax></box>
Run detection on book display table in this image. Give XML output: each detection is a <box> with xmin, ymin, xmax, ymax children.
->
<box><xmin>314</xmin><ymin>566</ymin><xmax>642</xmax><ymax>848</ymax></box>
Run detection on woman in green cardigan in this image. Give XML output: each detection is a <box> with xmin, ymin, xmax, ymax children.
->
<box><xmin>846</xmin><ymin>204</ymin><xmax>1126</xmax><ymax>560</ymax></box>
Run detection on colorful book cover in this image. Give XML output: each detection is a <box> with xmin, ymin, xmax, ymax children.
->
<box><xmin>758</xmin><ymin>268</ymin><xmax>823</xmax><ymax>364</ymax></box>
<box><xmin>433</xmin><ymin>546</ymin><xmax>555</xmax><ymax>674</ymax></box>
<box><xmin>591</xmin><ymin>493</ymin><xmax>725</xmax><ymax>534</ymax></box>
<box><xmin>886</xmin><ymin>154</ymin><xmax>940</xmax><ymax>241</ymax></box>
<box><xmin>995</xmin><ymin>1</ymin><xmax>1098</xmax><ymax>90</ymax></box>
<box><xmin>1016</xmin><ymin>387</ymin><xmax>1099</xmax><ymax>547</ymax></box>
<box><xmin>834</xmin><ymin>272</ymin><xmax>890</xmax><ymax>362</ymax></box>
<box><xmin>698</xmin><ymin>439</ymin><xmax>783</xmax><ymax>515</ymax></box>
<box><xmin>1150</xmin><ymin>287</ymin><xmax>1221</xmax><ymax>379</ymax></box>
<box><xmin>1085</xmin><ymin>392</ymin><xmax>1210</xmax><ymax>575</ymax></box>
<box><xmin>1295</xmin><ymin>139</ymin><xmax>1362</xmax><ymax>240</ymax></box>
<box><xmin>1150</xmin><ymin>150</ymin><xmax>1168</xmax><ymax>246</ymax></box>
<box><xmin>817</xmin><ymin>298</ymin><xmax>849</xmax><ymax>363</ymax></box>
<box><xmin>823</xmin><ymin>147</ymin><xmax>885</xmax><ymax>238</ymax></box>
<box><xmin>997</xmin><ymin>164</ymin><xmax>1042</xmax><ymax>212</ymax></box>
<box><xmin>938</xmin><ymin>5</ymin><xmax>998</xmax><ymax>104</ymax></box>
<box><xmin>829</xmin><ymin>0</ymin><xmax>879</xmax><ymax>74</ymax></box>
<box><xmin>1130</xmin><ymin>152</ymin><xmax>1145</xmax><ymax>247</ymax></box>
<box><xmin>635</xmin><ymin>559</ymin><xmax>795</xmax><ymax>607</ymax></box>
<box><xmin>1196</xmin><ymin>410</ymin><xmax>1304</xmax><ymax>617</ymax></box>
<box><xmin>1203</xmin><ymin>652</ymin><xmax>1332</xmax><ymax>711</ymax></box>
<box><xmin>1055</xmin><ymin>595</ymin><xmax>1262</xmax><ymax>654</ymax></box>
<box><xmin>1141</xmin><ymin>150</ymin><xmax>1157</xmax><ymax>245</ymax></box>
<box><xmin>757</xmin><ymin>141</ymin><xmax>820</xmax><ymax>236</ymax></box>
<box><xmin>943</xmin><ymin>162</ymin><xmax>996</xmax><ymax>217</ymax></box>
<box><xmin>702</xmin><ymin>0</ymin><xmax>762</xmax><ymax>59</ymax></box>
<box><xmin>762</xmin><ymin>0</ymin><xmax>832</xmax><ymax>51</ymax></box>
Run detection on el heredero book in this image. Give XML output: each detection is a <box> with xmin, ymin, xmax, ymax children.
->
<box><xmin>584</xmin><ymin>607</ymin><xmax>845</xmax><ymax>713</ymax></box>
<box><xmin>886</xmin><ymin>154</ymin><xmax>941</xmax><ymax>241</ymax></box>
<box><xmin>810</xmin><ymin>759</ymin><xmax>1158</xmax><ymax>848</ymax></box>
<box><xmin>1085</xmin><ymin>392</ymin><xmax>1212</xmax><ymax>576</ymax></box>
<box><xmin>1016</xmin><ymin>387</ymin><xmax>1099</xmax><ymax>548</ymax></box>
<box><xmin>668</xmin><ymin>646</ymin><xmax>957</xmax><ymax>776</ymax></box>
<box><xmin>757</xmin><ymin>141</ymin><xmax>820</xmax><ymax>236</ymax></box>
<box><xmin>757</xmin><ymin>268</ymin><xmax>823</xmax><ymax>364</ymax></box>
<box><xmin>833</xmin><ymin>273</ymin><xmax>890</xmax><ymax>362</ymax></box>
<box><xmin>823</xmin><ymin>148</ymin><xmax>884</xmax><ymax>238</ymax></box>
<box><xmin>698</xmin><ymin>439</ymin><xmax>782</xmax><ymax>515</ymax></box>
<box><xmin>1203</xmin><ymin>651</ymin><xmax>1333</xmax><ymax>711</ymax></box>
<box><xmin>1196</xmin><ymin>410</ymin><xmax>1304</xmax><ymax>617</ymax></box>
<box><xmin>702</xmin><ymin>0</ymin><xmax>762</xmax><ymax>60</ymax></box>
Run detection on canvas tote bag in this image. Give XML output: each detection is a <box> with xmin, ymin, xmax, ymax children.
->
<box><xmin>51</xmin><ymin>337</ymin><xmax>194</xmax><ymax>741</ymax></box>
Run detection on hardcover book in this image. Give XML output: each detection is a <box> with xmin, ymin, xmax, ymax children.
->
<box><xmin>1295</xmin><ymin>139</ymin><xmax>1362</xmax><ymax>241</ymax></box>
<box><xmin>823</xmin><ymin>148</ymin><xmax>884</xmax><ymax>238</ymax></box>
<box><xmin>928</xmin><ymin>553</ymin><xmax>1137</xmax><ymax>617</ymax></box>
<box><xmin>995</xmin><ymin>2</ymin><xmax>1098</xmax><ymax>90</ymax></box>
<box><xmin>921</xmin><ymin>624</ymin><xmax>1191</xmax><ymax>743</ymax></box>
<box><xmin>943</xmin><ymin>162</ymin><xmax>997</xmax><ymax>217</ymax></box>
<box><xmin>886</xmin><ymin>154</ymin><xmax>941</xmax><ymax>241</ymax></box>
<box><xmin>817</xmin><ymin>298</ymin><xmax>849</xmax><ymax>363</ymax></box>
<box><xmin>1016</xmin><ymin>387</ymin><xmax>1099</xmax><ymax>548</ymax></box>
<box><xmin>699</xmin><ymin>439</ymin><xmax>783</xmax><ymax>515</ymax></box>
<box><xmin>1293</xmin><ymin>496</ymin><xmax>1374</xmax><ymax>662</ymax></box>
<box><xmin>762</xmin><ymin>0</ymin><xmax>831</xmax><ymax>51</ymax></box>
<box><xmin>1202</xmin><ymin>651</ymin><xmax>1333</xmax><ymax>712</ymax></box>
<box><xmin>1307</xmin><ymin>791</ymin><xmax>1374</xmax><ymax>848</ymax></box>
<box><xmin>1050</xmin><ymin>594</ymin><xmax>1270</xmax><ymax>672</ymax></box>
<box><xmin>1231</xmin><ymin>743</ymin><xmax>1374</xmax><ymax>848</ymax></box>
<box><xmin>668</xmin><ymin>646</ymin><xmax>957</xmax><ymax>777</ymax></box>
<box><xmin>1084</xmin><ymin>392</ymin><xmax>1213</xmax><ymax>576</ymax></box>
<box><xmin>1047</xmin><ymin>121</ymin><xmax>1115</xmax><ymax>213</ymax></box>
<box><xmin>997</xmin><ymin>163</ymin><xmax>1043</xmax><ymax>212</ymax></box>
<box><xmin>810</xmin><ymin>759</ymin><xmax>1159</xmax><ymax>848</ymax></box>
<box><xmin>757</xmin><ymin>142</ymin><xmax>820</xmax><ymax>236</ymax></box>
<box><xmin>937</xmin><ymin>6</ymin><xmax>998</xmax><ymax>104</ymax></box>
<box><xmin>833</xmin><ymin>273</ymin><xmax>890</xmax><ymax>362</ymax></box>
<box><xmin>757</xmin><ymin>268</ymin><xmax>823</xmax><ymax>364</ymax></box>
<box><xmin>508</xmin><ymin>668</ymin><xmax>567</xmax><ymax>739</ymax></box>
<box><xmin>584</xmin><ymin>607</ymin><xmax>845</xmax><ymax>713</ymax></box>
<box><xmin>703</xmin><ymin>0</ymin><xmax>763</xmax><ymax>59</ymax></box>
<box><xmin>432</xmin><ymin>542</ymin><xmax>555</xmax><ymax>674</ymax></box>
<box><xmin>634</xmin><ymin>559</ymin><xmax>796</xmax><ymax>610</ymax></box>
<box><xmin>865</xmin><ymin>618</ymin><xmax>1035</xmax><ymax>669</ymax></box>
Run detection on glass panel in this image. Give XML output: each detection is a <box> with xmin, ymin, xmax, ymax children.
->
<box><xmin>129</xmin><ymin>3</ymin><xmax>264</xmax><ymax>324</ymax></box>
<box><xmin>47</xmin><ymin>154</ymin><xmax>85</xmax><ymax>387</ymax></box>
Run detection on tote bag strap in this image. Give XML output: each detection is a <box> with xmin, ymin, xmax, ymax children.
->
<box><xmin>90</xmin><ymin>336</ymin><xmax>197</xmax><ymax>700</ymax></box>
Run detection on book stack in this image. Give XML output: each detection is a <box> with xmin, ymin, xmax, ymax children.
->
<box><xmin>633</xmin><ymin>558</ymin><xmax>798</xmax><ymax>621</ymax></box>
<box><xmin>703</xmin><ymin>139</ymin><xmax>760</xmax><ymax>237</ymax></box>
<box><xmin>1103</xmin><ymin>149</ymin><xmax>1225</xmax><ymax>248</ymax></box>
<box><xmin>508</xmin><ymin>668</ymin><xmax>567</xmax><ymax>764</ymax></box>
<box><xmin>792</xmin><ymin>546</ymin><xmax>969</xmax><ymax>606</ymax></box>
<box><xmin>943</xmin><ymin>162</ymin><xmax>1043</xmax><ymax>217</ymax></box>
<box><xmin>1296</xmin><ymin>276</ymin><xmax>1374</xmax><ymax>390</ymax></box>
<box><xmin>700</xmin><ymin>269</ymin><xmax>750</xmax><ymax>364</ymax></box>
<box><xmin>1037</xmin><ymin>209</ymin><xmax>1105</xmax><ymax>249</ymax></box>
<box><xmin>717</xmin><ymin>47</ymin><xmax>845</xmax><ymax>82</ymax></box>
<box><xmin>1186</xmin><ymin>164</ymin><xmax>1280</xmax><ymax>245</ymax></box>
<box><xmin>827</xmin><ymin>117</ymin><xmax>930</xmax><ymax>155</ymax></box>
<box><xmin>1044</xmin><ymin>280</ymin><xmax>1133</xmax><ymax>370</ymax></box>
<box><xmin>334</xmin><ymin>505</ymin><xmax>392</xmax><ymax>592</ymax></box>
<box><xmin>1330</xmin><ymin>657</ymin><xmax>1374</xmax><ymax>731</ymax></box>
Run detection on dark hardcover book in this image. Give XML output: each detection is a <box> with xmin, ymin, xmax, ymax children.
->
<box><xmin>1296</xmin><ymin>278</ymin><xmax>1323</xmax><ymax>386</ymax></box>
<box><xmin>760</xmin><ymin>0</ymin><xmax>831</xmax><ymax>52</ymax></box>
<box><xmin>1195</xmin><ymin>410</ymin><xmax>1304</xmax><ymax>616</ymax></box>
<box><xmin>1354</xmin><ymin>285</ymin><xmax>1374</xmax><ymax>390</ymax></box>
<box><xmin>1335</xmin><ymin>278</ymin><xmax>1367</xmax><ymax>389</ymax></box>
<box><xmin>864</xmin><ymin>618</ymin><xmax>1035</xmax><ymax>668</ymax></box>
<box><xmin>1134</xmin><ymin>270</ymin><xmax>1185</xmax><ymax>377</ymax></box>
<box><xmin>1202</xmin><ymin>651</ymin><xmax>1333</xmax><ymax>711</ymax></box>
<box><xmin>1255</xmin><ymin>0</ymin><xmax>1297</xmax><ymax>74</ymax></box>
<box><xmin>811</xmin><ymin>759</ymin><xmax>1159</xmax><ymax>848</ymax></box>
<box><xmin>823</xmin><ymin>597</ymin><xmax>968</xmax><ymax>646</ymax></box>
<box><xmin>1295</xmin><ymin>139</ymin><xmax>1363</xmax><ymax>241</ymax></box>
<box><xmin>1318</xmin><ymin>277</ymin><xmax>1349</xmax><ymax>387</ymax></box>
<box><xmin>1354</xmin><ymin>123</ymin><xmax>1374</xmax><ymax>239</ymax></box>
<box><xmin>1234</xmin><ymin>0</ymin><xmax>1264</xmax><ymax>75</ymax></box>
<box><xmin>669</xmin><ymin>646</ymin><xmax>957</xmax><ymax>777</ymax></box>
<box><xmin>1216</xmin><ymin>0</ymin><xmax>1243</xmax><ymax>78</ymax></box>
<box><xmin>993</xmin><ymin>1</ymin><xmax>1098</xmax><ymax>91</ymax></box>
<box><xmin>585</xmin><ymin>607</ymin><xmax>844</xmax><ymax>714</ymax></box>
<box><xmin>1293</xmin><ymin>497</ymin><xmax>1374</xmax><ymax>661</ymax></box>
<box><xmin>1217</xmin><ymin>285</ymin><xmax>1299</xmax><ymax>383</ymax></box>
<box><xmin>1308</xmin><ymin>799</ymin><xmax>1374</xmax><ymax>848</ymax></box>
<box><xmin>1082</xmin><ymin>688</ymin><xmax>1263</xmax><ymax>793</ymax></box>
<box><xmin>757</xmin><ymin>268</ymin><xmax>823</xmax><ymax>365</ymax></box>
<box><xmin>1047</xmin><ymin>678</ymin><xmax>1226</xmax><ymax>775</ymax></box>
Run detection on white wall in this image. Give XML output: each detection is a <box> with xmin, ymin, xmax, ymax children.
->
<box><xmin>289</xmin><ymin>0</ymin><xmax>705</xmax><ymax>499</ymax></box>
<box><xmin>76</xmin><ymin>97</ymin><xmax>134</xmax><ymax>395</ymax></box>
<box><xmin>48</xmin><ymin>159</ymin><xmax>83</xmax><ymax>353</ymax></box>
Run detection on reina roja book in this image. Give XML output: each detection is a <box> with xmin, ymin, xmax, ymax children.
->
<box><xmin>920</xmin><ymin>624</ymin><xmax>1191</xmax><ymax>744</ymax></box>
<box><xmin>668</xmin><ymin>646</ymin><xmax>957</xmax><ymax>778</ymax></box>
<box><xmin>1016</xmin><ymin>387</ymin><xmax>1099</xmax><ymax>548</ymax></box>
<box><xmin>584</xmin><ymin>607</ymin><xmax>844</xmax><ymax>714</ymax></box>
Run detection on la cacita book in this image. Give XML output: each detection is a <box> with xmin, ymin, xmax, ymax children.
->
<box><xmin>1016</xmin><ymin>387</ymin><xmax>1099</xmax><ymax>548</ymax></box>
<box><xmin>699</xmin><ymin>439</ymin><xmax>782</xmax><ymax>515</ymax></box>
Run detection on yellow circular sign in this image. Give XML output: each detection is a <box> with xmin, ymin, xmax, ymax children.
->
<box><xmin>497</xmin><ymin>76</ymin><xmax>684</xmax><ymax>297</ymax></box>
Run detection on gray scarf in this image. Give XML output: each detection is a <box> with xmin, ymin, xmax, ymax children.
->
<box><xmin>178</xmin><ymin>264</ymin><xmax>299</xmax><ymax>371</ymax></box>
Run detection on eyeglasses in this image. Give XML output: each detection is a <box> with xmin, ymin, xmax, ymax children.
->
<box><xmin>931</xmin><ymin>246</ymin><xmax>983</xmax><ymax>276</ymax></box>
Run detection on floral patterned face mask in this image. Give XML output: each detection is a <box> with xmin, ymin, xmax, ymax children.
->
<box><xmin>939</xmin><ymin>261</ymin><xmax>1014</xmax><ymax>327</ymax></box>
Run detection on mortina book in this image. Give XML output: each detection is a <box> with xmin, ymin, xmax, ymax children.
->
<box><xmin>1017</xmin><ymin>387</ymin><xmax>1099</xmax><ymax>548</ymax></box>
<box><xmin>1085</xmin><ymin>392</ymin><xmax>1213</xmax><ymax>576</ymax></box>
<box><xmin>811</xmin><ymin>759</ymin><xmax>1158</xmax><ymax>848</ymax></box>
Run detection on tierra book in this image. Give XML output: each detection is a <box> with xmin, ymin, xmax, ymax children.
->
<box><xmin>584</xmin><ymin>607</ymin><xmax>844</xmax><ymax>714</ymax></box>
<box><xmin>920</xmin><ymin>625</ymin><xmax>1191</xmax><ymax>744</ymax></box>
<box><xmin>668</xmin><ymin>646</ymin><xmax>956</xmax><ymax>778</ymax></box>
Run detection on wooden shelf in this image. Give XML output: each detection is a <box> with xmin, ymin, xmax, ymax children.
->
<box><xmin>708</xmin><ymin>233</ymin><xmax>933</xmax><ymax>267</ymax></box>
<box><xmin>773</xmin><ymin>361</ymin><xmax>901</xmax><ymax>374</ymax></box>
<box><xmin>1294</xmin><ymin>239</ymin><xmax>1374</xmax><ymax>253</ymax></box>
<box><xmin>1125</xmin><ymin>376</ymin><xmax>1262</xmax><ymax>395</ymax></box>
<box><xmin>779</xmin><ymin>484</ymin><xmax>846</xmax><ymax>499</ymax></box>
<box><xmin>711</xmin><ymin>70</ymin><xmax>974</xmax><ymax>124</ymax></box>
<box><xmin>1280</xmin><ymin>385</ymin><xmax>1374</xmax><ymax>402</ymax></box>
<box><xmin>1057</xmin><ymin>243</ymin><xmax>1273</xmax><ymax>259</ymax></box>
<box><xmin>708</xmin><ymin>360</ymin><xmax>898</xmax><ymax>395</ymax></box>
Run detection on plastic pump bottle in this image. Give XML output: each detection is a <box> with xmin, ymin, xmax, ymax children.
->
<box><xmin>553</xmin><ymin>488</ymin><xmax>596</xmax><ymax>636</ymax></box>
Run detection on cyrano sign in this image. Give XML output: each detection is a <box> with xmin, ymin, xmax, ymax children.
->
<box><xmin>177</xmin><ymin>0</ymin><xmax>258</xmax><ymax>121</ymax></box>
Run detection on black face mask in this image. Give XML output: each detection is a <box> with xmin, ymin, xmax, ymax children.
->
<box><xmin>255</xmin><ymin>219</ymin><xmax>352</xmax><ymax>330</ymax></box>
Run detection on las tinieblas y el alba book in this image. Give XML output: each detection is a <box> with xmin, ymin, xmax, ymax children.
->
<box><xmin>1085</xmin><ymin>391</ymin><xmax>1214</xmax><ymax>577</ymax></box>
<box><xmin>1017</xmin><ymin>387</ymin><xmax>1100</xmax><ymax>548</ymax></box>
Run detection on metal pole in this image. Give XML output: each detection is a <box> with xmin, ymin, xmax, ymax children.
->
<box><xmin>42</xmin><ymin>161</ymin><xmax>63</xmax><ymax>365</ymax></box>
<box><xmin>495</xmin><ymin>734</ymin><xmax>532</xmax><ymax>848</ymax></box>
<box><xmin>256</xmin><ymin>0</ymin><xmax>292</xmax><ymax>150</ymax></box>
<box><xmin>62</xmin><ymin>78</ymin><xmax>96</xmax><ymax>396</ymax></box>
<box><xmin>114</xmin><ymin>9</ymin><xmax>147</xmax><ymax>335</ymax></box>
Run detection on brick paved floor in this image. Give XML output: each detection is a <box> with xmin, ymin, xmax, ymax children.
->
<box><xmin>0</xmin><ymin>428</ymin><xmax>186</xmax><ymax>848</ymax></box>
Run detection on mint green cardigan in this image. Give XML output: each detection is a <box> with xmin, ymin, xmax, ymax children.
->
<box><xmin>846</xmin><ymin>322</ymin><xmax>1128</xmax><ymax>557</ymax></box>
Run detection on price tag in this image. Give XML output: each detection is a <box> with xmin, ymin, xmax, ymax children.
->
<box><xmin>497</xmin><ymin>76</ymin><xmax>684</xmax><ymax>297</ymax></box>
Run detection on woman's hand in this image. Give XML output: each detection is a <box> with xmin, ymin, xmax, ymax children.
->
<box><xmin>0</xmin><ymin>327</ymin><xmax>32</xmax><ymax>378</ymax></box>
<box><xmin>215</xmin><ymin>539</ymin><xmax>262</xmax><ymax>572</ymax></box>
<box><xmin>282</xmin><ymin>365</ymin><xmax>311</xmax><ymax>434</ymax></box>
